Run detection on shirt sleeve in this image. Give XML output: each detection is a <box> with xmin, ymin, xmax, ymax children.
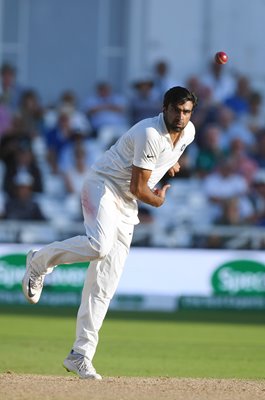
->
<box><xmin>133</xmin><ymin>127</ymin><xmax>161</xmax><ymax>170</ymax></box>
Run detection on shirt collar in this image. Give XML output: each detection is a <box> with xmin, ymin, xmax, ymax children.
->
<box><xmin>159</xmin><ymin>112</ymin><xmax>180</xmax><ymax>148</ymax></box>
<box><xmin>159</xmin><ymin>113</ymin><xmax>171</xmax><ymax>140</ymax></box>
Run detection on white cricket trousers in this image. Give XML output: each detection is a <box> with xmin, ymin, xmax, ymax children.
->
<box><xmin>30</xmin><ymin>170</ymin><xmax>136</xmax><ymax>360</ymax></box>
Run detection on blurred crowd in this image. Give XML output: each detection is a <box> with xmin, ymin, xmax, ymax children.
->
<box><xmin>1</xmin><ymin>60</ymin><xmax>265</xmax><ymax>249</ymax></box>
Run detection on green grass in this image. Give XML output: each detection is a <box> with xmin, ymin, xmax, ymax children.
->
<box><xmin>0</xmin><ymin>306</ymin><xmax>265</xmax><ymax>379</ymax></box>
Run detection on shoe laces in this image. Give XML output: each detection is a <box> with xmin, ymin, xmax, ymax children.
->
<box><xmin>76</xmin><ymin>356</ymin><xmax>97</xmax><ymax>375</ymax></box>
<box><xmin>30</xmin><ymin>270</ymin><xmax>44</xmax><ymax>290</ymax></box>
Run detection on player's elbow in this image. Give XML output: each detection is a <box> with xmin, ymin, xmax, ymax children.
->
<box><xmin>130</xmin><ymin>182</ymin><xmax>141</xmax><ymax>199</ymax></box>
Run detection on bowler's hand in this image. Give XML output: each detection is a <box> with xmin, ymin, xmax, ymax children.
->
<box><xmin>153</xmin><ymin>184</ymin><xmax>171</xmax><ymax>203</ymax></box>
<box><xmin>168</xmin><ymin>162</ymin><xmax>180</xmax><ymax>177</ymax></box>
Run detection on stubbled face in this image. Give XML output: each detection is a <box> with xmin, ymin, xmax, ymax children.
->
<box><xmin>163</xmin><ymin>101</ymin><xmax>193</xmax><ymax>133</ymax></box>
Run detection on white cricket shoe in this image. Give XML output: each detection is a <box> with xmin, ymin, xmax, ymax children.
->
<box><xmin>22</xmin><ymin>250</ymin><xmax>45</xmax><ymax>304</ymax></box>
<box><xmin>63</xmin><ymin>350</ymin><xmax>102</xmax><ymax>380</ymax></box>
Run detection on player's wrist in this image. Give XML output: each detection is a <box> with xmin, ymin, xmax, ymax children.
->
<box><xmin>154</xmin><ymin>195</ymin><xmax>165</xmax><ymax>207</ymax></box>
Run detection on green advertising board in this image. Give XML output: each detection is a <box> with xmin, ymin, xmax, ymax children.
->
<box><xmin>211</xmin><ymin>259</ymin><xmax>265</xmax><ymax>296</ymax></box>
<box><xmin>180</xmin><ymin>258</ymin><xmax>265</xmax><ymax>310</ymax></box>
<box><xmin>1</xmin><ymin>249</ymin><xmax>265</xmax><ymax>311</ymax></box>
<box><xmin>0</xmin><ymin>253</ymin><xmax>89</xmax><ymax>305</ymax></box>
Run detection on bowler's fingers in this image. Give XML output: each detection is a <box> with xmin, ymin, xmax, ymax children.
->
<box><xmin>168</xmin><ymin>162</ymin><xmax>180</xmax><ymax>177</ymax></box>
<box><xmin>161</xmin><ymin>184</ymin><xmax>171</xmax><ymax>196</ymax></box>
<box><xmin>168</xmin><ymin>168</ymin><xmax>175</xmax><ymax>177</ymax></box>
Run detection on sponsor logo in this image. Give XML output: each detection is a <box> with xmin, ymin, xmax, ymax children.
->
<box><xmin>0</xmin><ymin>254</ymin><xmax>27</xmax><ymax>290</ymax></box>
<box><xmin>28</xmin><ymin>279</ymin><xmax>35</xmax><ymax>298</ymax></box>
<box><xmin>0</xmin><ymin>253</ymin><xmax>88</xmax><ymax>292</ymax></box>
<box><xmin>180</xmin><ymin>144</ymin><xmax>186</xmax><ymax>152</ymax></box>
<box><xmin>147</xmin><ymin>154</ymin><xmax>155</xmax><ymax>159</ymax></box>
<box><xmin>211</xmin><ymin>259</ymin><xmax>265</xmax><ymax>295</ymax></box>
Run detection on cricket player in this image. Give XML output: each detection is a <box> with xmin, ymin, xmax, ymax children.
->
<box><xmin>22</xmin><ymin>86</ymin><xmax>198</xmax><ymax>380</ymax></box>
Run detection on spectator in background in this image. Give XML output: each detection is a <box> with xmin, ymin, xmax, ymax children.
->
<box><xmin>83</xmin><ymin>82</ymin><xmax>128</xmax><ymax>139</ymax></box>
<box><xmin>186</xmin><ymin>75</ymin><xmax>219</xmax><ymax>145</ymax></box>
<box><xmin>186</xmin><ymin>75</ymin><xmax>204</xmax><ymax>97</ymax></box>
<box><xmin>45</xmin><ymin>111</ymin><xmax>73</xmax><ymax>161</ymax></box>
<box><xmin>0</xmin><ymin>96</ymin><xmax>12</xmax><ymax>136</ymax></box>
<box><xmin>18</xmin><ymin>89</ymin><xmax>44</xmax><ymax>138</ymax></box>
<box><xmin>152</xmin><ymin>60</ymin><xmax>180</xmax><ymax>100</ymax></box>
<box><xmin>243</xmin><ymin>91</ymin><xmax>264</xmax><ymax>136</ymax></box>
<box><xmin>42</xmin><ymin>151</ymin><xmax>68</xmax><ymax>200</ymax></box>
<box><xmin>129</xmin><ymin>77</ymin><xmax>161</xmax><ymax>125</ymax></box>
<box><xmin>0</xmin><ymin>62</ymin><xmax>23</xmax><ymax>112</ymax></box>
<box><xmin>201</xmin><ymin>60</ymin><xmax>236</xmax><ymax>104</ymax></box>
<box><xmin>216</xmin><ymin>197</ymin><xmax>246</xmax><ymax>226</ymax></box>
<box><xmin>63</xmin><ymin>144</ymin><xmax>89</xmax><ymax>221</ymax></box>
<box><xmin>253</xmin><ymin>133</ymin><xmax>265</xmax><ymax>168</ymax></box>
<box><xmin>174</xmin><ymin>151</ymin><xmax>195</xmax><ymax>179</ymax></box>
<box><xmin>248</xmin><ymin>169</ymin><xmax>265</xmax><ymax>226</ymax></box>
<box><xmin>216</xmin><ymin>105</ymin><xmax>255</xmax><ymax>152</ymax></box>
<box><xmin>213</xmin><ymin>106</ymin><xmax>235</xmax><ymax>151</ymax></box>
<box><xmin>58</xmin><ymin>119</ymin><xmax>99</xmax><ymax>171</ymax></box>
<box><xmin>225</xmin><ymin>75</ymin><xmax>251</xmax><ymax>118</ymax></box>
<box><xmin>1</xmin><ymin>171</ymin><xmax>45</xmax><ymax>221</ymax></box>
<box><xmin>64</xmin><ymin>145</ymin><xmax>88</xmax><ymax>195</ymax></box>
<box><xmin>44</xmin><ymin>90</ymin><xmax>91</xmax><ymax>134</ymax></box>
<box><xmin>195</xmin><ymin>123</ymin><xmax>227</xmax><ymax>177</ymax></box>
<box><xmin>229</xmin><ymin>137</ymin><xmax>258</xmax><ymax>184</ymax></box>
<box><xmin>203</xmin><ymin>157</ymin><xmax>254</xmax><ymax>224</ymax></box>
<box><xmin>3</xmin><ymin>142</ymin><xmax>43</xmax><ymax>196</ymax></box>
<box><xmin>0</xmin><ymin>114</ymin><xmax>31</xmax><ymax>168</ymax></box>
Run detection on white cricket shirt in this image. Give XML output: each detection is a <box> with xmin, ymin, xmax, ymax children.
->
<box><xmin>92</xmin><ymin>112</ymin><xmax>195</xmax><ymax>199</ymax></box>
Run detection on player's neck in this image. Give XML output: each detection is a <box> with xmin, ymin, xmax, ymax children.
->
<box><xmin>169</xmin><ymin>130</ymin><xmax>184</xmax><ymax>146</ymax></box>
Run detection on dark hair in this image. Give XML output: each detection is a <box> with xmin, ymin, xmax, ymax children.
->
<box><xmin>163</xmin><ymin>86</ymin><xmax>198</xmax><ymax>109</ymax></box>
<box><xmin>1</xmin><ymin>62</ymin><xmax>16</xmax><ymax>75</ymax></box>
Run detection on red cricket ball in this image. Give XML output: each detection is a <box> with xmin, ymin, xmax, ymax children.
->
<box><xmin>215</xmin><ymin>51</ymin><xmax>228</xmax><ymax>65</ymax></box>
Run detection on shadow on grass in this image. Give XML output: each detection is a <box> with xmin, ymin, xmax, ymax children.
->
<box><xmin>0</xmin><ymin>304</ymin><xmax>265</xmax><ymax>325</ymax></box>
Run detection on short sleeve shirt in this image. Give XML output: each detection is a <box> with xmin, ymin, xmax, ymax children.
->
<box><xmin>92</xmin><ymin>113</ymin><xmax>195</xmax><ymax>198</ymax></box>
